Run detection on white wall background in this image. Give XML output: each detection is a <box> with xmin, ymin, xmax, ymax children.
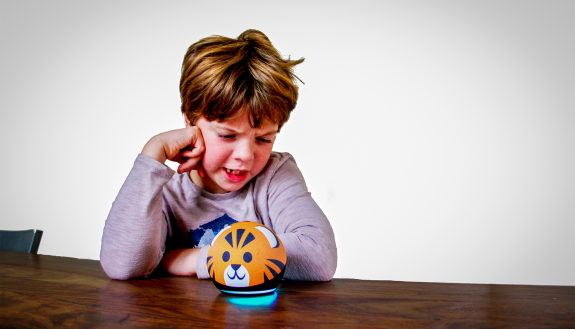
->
<box><xmin>1</xmin><ymin>0</ymin><xmax>573</xmax><ymax>286</ymax></box>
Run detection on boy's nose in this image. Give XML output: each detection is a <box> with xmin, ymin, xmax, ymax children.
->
<box><xmin>233</xmin><ymin>140</ymin><xmax>255</xmax><ymax>163</ymax></box>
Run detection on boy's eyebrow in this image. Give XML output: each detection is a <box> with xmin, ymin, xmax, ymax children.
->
<box><xmin>212</xmin><ymin>122</ymin><xmax>278</xmax><ymax>136</ymax></box>
<box><xmin>260</xmin><ymin>129</ymin><xmax>278</xmax><ymax>136</ymax></box>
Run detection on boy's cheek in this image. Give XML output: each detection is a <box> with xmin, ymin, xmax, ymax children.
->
<box><xmin>201</xmin><ymin>146</ymin><xmax>227</xmax><ymax>172</ymax></box>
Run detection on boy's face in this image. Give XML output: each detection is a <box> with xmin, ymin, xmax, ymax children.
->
<box><xmin>193</xmin><ymin>114</ymin><xmax>278</xmax><ymax>194</ymax></box>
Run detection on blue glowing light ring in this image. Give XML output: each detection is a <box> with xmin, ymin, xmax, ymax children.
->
<box><xmin>220</xmin><ymin>288</ymin><xmax>276</xmax><ymax>295</ymax></box>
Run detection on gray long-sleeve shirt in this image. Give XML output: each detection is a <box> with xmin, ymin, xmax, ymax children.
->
<box><xmin>100</xmin><ymin>152</ymin><xmax>337</xmax><ymax>281</ymax></box>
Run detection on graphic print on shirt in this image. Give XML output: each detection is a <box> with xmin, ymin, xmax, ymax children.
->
<box><xmin>187</xmin><ymin>213</ymin><xmax>238</xmax><ymax>248</ymax></box>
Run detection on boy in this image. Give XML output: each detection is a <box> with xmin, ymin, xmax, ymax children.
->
<box><xmin>100</xmin><ymin>29</ymin><xmax>337</xmax><ymax>281</ymax></box>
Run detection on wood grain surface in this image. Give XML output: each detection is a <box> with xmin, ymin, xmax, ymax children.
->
<box><xmin>1</xmin><ymin>251</ymin><xmax>573</xmax><ymax>328</ymax></box>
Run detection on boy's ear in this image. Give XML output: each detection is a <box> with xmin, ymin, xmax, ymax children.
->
<box><xmin>184</xmin><ymin>115</ymin><xmax>190</xmax><ymax>127</ymax></box>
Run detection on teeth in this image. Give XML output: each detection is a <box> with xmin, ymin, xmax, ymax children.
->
<box><xmin>226</xmin><ymin>168</ymin><xmax>245</xmax><ymax>175</ymax></box>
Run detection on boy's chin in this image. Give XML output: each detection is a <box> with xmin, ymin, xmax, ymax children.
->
<box><xmin>216</xmin><ymin>180</ymin><xmax>249</xmax><ymax>193</ymax></box>
<box><xmin>206</xmin><ymin>175</ymin><xmax>250</xmax><ymax>194</ymax></box>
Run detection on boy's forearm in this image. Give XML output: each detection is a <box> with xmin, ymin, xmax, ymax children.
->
<box><xmin>266</xmin><ymin>156</ymin><xmax>338</xmax><ymax>281</ymax></box>
<box><xmin>142</xmin><ymin>136</ymin><xmax>168</xmax><ymax>164</ymax></box>
<box><xmin>100</xmin><ymin>154</ymin><xmax>175</xmax><ymax>280</ymax></box>
<box><xmin>161</xmin><ymin>248</ymin><xmax>200</xmax><ymax>277</ymax></box>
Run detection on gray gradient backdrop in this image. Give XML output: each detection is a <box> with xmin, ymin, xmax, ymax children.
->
<box><xmin>1</xmin><ymin>0</ymin><xmax>573</xmax><ymax>285</ymax></box>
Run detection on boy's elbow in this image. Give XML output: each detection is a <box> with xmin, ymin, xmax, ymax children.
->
<box><xmin>100</xmin><ymin>254</ymin><xmax>154</xmax><ymax>280</ymax></box>
<box><xmin>314</xmin><ymin>253</ymin><xmax>337</xmax><ymax>281</ymax></box>
<box><xmin>286</xmin><ymin>245</ymin><xmax>337</xmax><ymax>282</ymax></box>
<box><xmin>311</xmin><ymin>237</ymin><xmax>337</xmax><ymax>281</ymax></box>
<box><xmin>287</xmin><ymin>257</ymin><xmax>336</xmax><ymax>282</ymax></box>
<box><xmin>103</xmin><ymin>268</ymin><xmax>133</xmax><ymax>281</ymax></box>
<box><xmin>100</xmin><ymin>259</ymin><xmax>138</xmax><ymax>280</ymax></box>
<box><xmin>323</xmin><ymin>264</ymin><xmax>337</xmax><ymax>281</ymax></box>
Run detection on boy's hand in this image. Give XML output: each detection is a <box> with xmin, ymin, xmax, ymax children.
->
<box><xmin>142</xmin><ymin>126</ymin><xmax>205</xmax><ymax>174</ymax></box>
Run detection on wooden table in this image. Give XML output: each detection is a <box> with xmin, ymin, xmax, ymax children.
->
<box><xmin>1</xmin><ymin>251</ymin><xmax>573</xmax><ymax>328</ymax></box>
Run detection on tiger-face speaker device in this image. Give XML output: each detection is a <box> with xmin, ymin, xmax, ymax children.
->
<box><xmin>207</xmin><ymin>221</ymin><xmax>286</xmax><ymax>295</ymax></box>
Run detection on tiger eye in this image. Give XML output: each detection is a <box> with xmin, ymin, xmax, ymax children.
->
<box><xmin>243</xmin><ymin>252</ymin><xmax>252</xmax><ymax>263</ymax></box>
<box><xmin>222</xmin><ymin>251</ymin><xmax>230</xmax><ymax>262</ymax></box>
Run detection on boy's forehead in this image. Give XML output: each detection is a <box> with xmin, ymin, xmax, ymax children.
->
<box><xmin>211</xmin><ymin>115</ymin><xmax>278</xmax><ymax>134</ymax></box>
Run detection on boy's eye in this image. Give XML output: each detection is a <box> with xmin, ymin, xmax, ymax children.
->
<box><xmin>218</xmin><ymin>134</ymin><xmax>235</xmax><ymax>139</ymax></box>
<box><xmin>257</xmin><ymin>138</ymin><xmax>272</xmax><ymax>144</ymax></box>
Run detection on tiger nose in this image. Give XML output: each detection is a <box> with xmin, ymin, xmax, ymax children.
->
<box><xmin>231</xmin><ymin>264</ymin><xmax>241</xmax><ymax>271</ymax></box>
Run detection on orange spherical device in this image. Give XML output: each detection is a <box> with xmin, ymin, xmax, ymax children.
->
<box><xmin>207</xmin><ymin>221</ymin><xmax>286</xmax><ymax>295</ymax></box>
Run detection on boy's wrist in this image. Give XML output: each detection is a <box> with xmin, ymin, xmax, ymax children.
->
<box><xmin>142</xmin><ymin>135</ymin><xmax>168</xmax><ymax>164</ymax></box>
<box><xmin>161</xmin><ymin>248</ymin><xmax>200</xmax><ymax>277</ymax></box>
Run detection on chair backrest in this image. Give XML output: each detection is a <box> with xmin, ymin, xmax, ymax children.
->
<box><xmin>0</xmin><ymin>229</ymin><xmax>43</xmax><ymax>254</ymax></box>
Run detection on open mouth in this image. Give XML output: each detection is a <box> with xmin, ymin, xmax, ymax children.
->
<box><xmin>225</xmin><ymin>168</ymin><xmax>247</xmax><ymax>176</ymax></box>
<box><xmin>223</xmin><ymin>168</ymin><xmax>249</xmax><ymax>182</ymax></box>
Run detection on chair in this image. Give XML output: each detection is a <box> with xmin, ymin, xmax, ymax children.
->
<box><xmin>0</xmin><ymin>229</ymin><xmax>43</xmax><ymax>253</ymax></box>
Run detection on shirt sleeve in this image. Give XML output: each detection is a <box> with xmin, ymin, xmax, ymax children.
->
<box><xmin>100</xmin><ymin>154</ymin><xmax>175</xmax><ymax>280</ymax></box>
<box><xmin>195</xmin><ymin>245</ymin><xmax>211</xmax><ymax>280</ymax></box>
<box><xmin>266</xmin><ymin>156</ymin><xmax>338</xmax><ymax>281</ymax></box>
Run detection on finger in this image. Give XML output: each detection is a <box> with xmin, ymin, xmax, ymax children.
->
<box><xmin>177</xmin><ymin>156</ymin><xmax>201</xmax><ymax>174</ymax></box>
<box><xmin>188</xmin><ymin>131</ymin><xmax>205</xmax><ymax>157</ymax></box>
<box><xmin>173</xmin><ymin>132</ymin><xmax>204</xmax><ymax>163</ymax></box>
<box><xmin>181</xmin><ymin>148</ymin><xmax>202</xmax><ymax>158</ymax></box>
<box><xmin>165</xmin><ymin>126</ymin><xmax>204</xmax><ymax>162</ymax></box>
<box><xmin>171</xmin><ymin>152</ymin><xmax>187</xmax><ymax>165</ymax></box>
<box><xmin>197</xmin><ymin>161</ymin><xmax>205</xmax><ymax>178</ymax></box>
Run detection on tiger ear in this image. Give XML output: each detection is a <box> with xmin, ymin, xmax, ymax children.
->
<box><xmin>255</xmin><ymin>225</ymin><xmax>279</xmax><ymax>248</ymax></box>
<box><xmin>211</xmin><ymin>225</ymin><xmax>232</xmax><ymax>246</ymax></box>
